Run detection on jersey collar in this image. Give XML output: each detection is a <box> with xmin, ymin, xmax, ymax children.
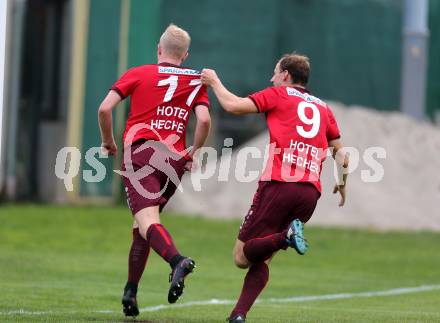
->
<box><xmin>292</xmin><ymin>86</ymin><xmax>311</xmax><ymax>94</ymax></box>
<box><xmin>158</xmin><ymin>62</ymin><xmax>181</xmax><ymax>67</ymax></box>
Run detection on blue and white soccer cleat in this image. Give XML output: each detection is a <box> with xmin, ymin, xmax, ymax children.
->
<box><xmin>286</xmin><ymin>219</ymin><xmax>308</xmax><ymax>255</ymax></box>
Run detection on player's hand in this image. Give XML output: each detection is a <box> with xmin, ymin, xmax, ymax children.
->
<box><xmin>101</xmin><ymin>141</ymin><xmax>117</xmax><ymax>156</ymax></box>
<box><xmin>184</xmin><ymin>159</ymin><xmax>199</xmax><ymax>172</ymax></box>
<box><xmin>184</xmin><ymin>160</ymin><xmax>193</xmax><ymax>172</ymax></box>
<box><xmin>333</xmin><ymin>184</ymin><xmax>346</xmax><ymax>207</ymax></box>
<box><xmin>201</xmin><ymin>69</ymin><xmax>219</xmax><ymax>86</ymax></box>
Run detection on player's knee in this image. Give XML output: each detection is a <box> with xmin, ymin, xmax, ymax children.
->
<box><xmin>137</xmin><ymin>223</ymin><xmax>154</xmax><ymax>240</ymax></box>
<box><xmin>234</xmin><ymin>253</ymin><xmax>250</xmax><ymax>269</ymax></box>
<box><xmin>137</xmin><ymin>226</ymin><xmax>148</xmax><ymax>240</ymax></box>
<box><xmin>136</xmin><ymin>219</ymin><xmax>160</xmax><ymax>240</ymax></box>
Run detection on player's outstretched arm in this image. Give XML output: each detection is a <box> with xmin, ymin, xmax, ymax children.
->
<box><xmin>201</xmin><ymin>69</ymin><xmax>258</xmax><ymax>115</ymax></box>
<box><xmin>98</xmin><ymin>90</ymin><xmax>122</xmax><ymax>156</ymax></box>
<box><xmin>188</xmin><ymin>105</ymin><xmax>211</xmax><ymax>169</ymax></box>
<box><xmin>328</xmin><ymin>138</ymin><xmax>349</xmax><ymax>207</ymax></box>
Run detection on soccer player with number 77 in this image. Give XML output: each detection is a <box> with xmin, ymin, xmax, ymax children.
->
<box><xmin>98</xmin><ymin>24</ymin><xmax>211</xmax><ymax>317</ymax></box>
<box><xmin>201</xmin><ymin>54</ymin><xmax>349</xmax><ymax>323</ymax></box>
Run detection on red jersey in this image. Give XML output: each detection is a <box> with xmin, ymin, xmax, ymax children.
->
<box><xmin>111</xmin><ymin>63</ymin><xmax>210</xmax><ymax>156</ymax></box>
<box><xmin>249</xmin><ymin>86</ymin><xmax>340</xmax><ymax>193</ymax></box>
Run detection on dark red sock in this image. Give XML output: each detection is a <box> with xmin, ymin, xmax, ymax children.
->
<box><xmin>230</xmin><ymin>262</ymin><xmax>269</xmax><ymax>318</ymax></box>
<box><xmin>146</xmin><ymin>223</ymin><xmax>180</xmax><ymax>263</ymax></box>
<box><xmin>243</xmin><ymin>231</ymin><xmax>288</xmax><ymax>263</ymax></box>
<box><xmin>127</xmin><ymin>228</ymin><xmax>150</xmax><ymax>284</ymax></box>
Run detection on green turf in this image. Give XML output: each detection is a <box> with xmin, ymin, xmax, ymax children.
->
<box><xmin>0</xmin><ymin>205</ymin><xmax>439</xmax><ymax>322</ymax></box>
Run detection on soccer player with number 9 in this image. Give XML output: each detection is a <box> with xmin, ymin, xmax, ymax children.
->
<box><xmin>201</xmin><ymin>54</ymin><xmax>349</xmax><ymax>323</ymax></box>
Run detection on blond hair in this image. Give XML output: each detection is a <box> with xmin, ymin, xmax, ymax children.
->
<box><xmin>159</xmin><ymin>24</ymin><xmax>191</xmax><ymax>59</ymax></box>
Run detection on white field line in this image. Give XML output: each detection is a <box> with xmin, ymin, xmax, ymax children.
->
<box><xmin>1</xmin><ymin>284</ymin><xmax>439</xmax><ymax>316</ymax></box>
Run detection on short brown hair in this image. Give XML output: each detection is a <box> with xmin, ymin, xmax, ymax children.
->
<box><xmin>159</xmin><ymin>24</ymin><xmax>191</xmax><ymax>59</ymax></box>
<box><xmin>279</xmin><ymin>53</ymin><xmax>310</xmax><ymax>86</ymax></box>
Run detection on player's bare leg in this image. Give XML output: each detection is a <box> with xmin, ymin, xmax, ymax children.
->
<box><xmin>134</xmin><ymin>206</ymin><xmax>161</xmax><ymax>239</ymax></box>
<box><xmin>233</xmin><ymin>239</ymin><xmax>276</xmax><ymax>268</ymax></box>
<box><xmin>233</xmin><ymin>240</ymin><xmax>250</xmax><ymax>269</ymax></box>
<box><xmin>136</xmin><ymin>206</ymin><xmax>195</xmax><ymax>304</ymax></box>
<box><xmin>229</xmin><ymin>239</ymin><xmax>275</xmax><ymax>322</ymax></box>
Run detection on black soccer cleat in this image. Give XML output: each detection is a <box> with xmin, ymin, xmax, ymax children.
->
<box><xmin>228</xmin><ymin>314</ymin><xmax>246</xmax><ymax>323</ymax></box>
<box><xmin>168</xmin><ymin>257</ymin><xmax>195</xmax><ymax>303</ymax></box>
<box><xmin>122</xmin><ymin>286</ymin><xmax>139</xmax><ymax>317</ymax></box>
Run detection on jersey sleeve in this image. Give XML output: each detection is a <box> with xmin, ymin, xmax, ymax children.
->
<box><xmin>111</xmin><ymin>67</ymin><xmax>140</xmax><ymax>99</ymax></box>
<box><xmin>193</xmin><ymin>85</ymin><xmax>210</xmax><ymax>109</ymax></box>
<box><xmin>248</xmin><ymin>87</ymin><xmax>279</xmax><ymax>113</ymax></box>
<box><xmin>326</xmin><ymin>105</ymin><xmax>341</xmax><ymax>141</ymax></box>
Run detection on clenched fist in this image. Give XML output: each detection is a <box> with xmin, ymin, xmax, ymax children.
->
<box><xmin>201</xmin><ymin>68</ymin><xmax>219</xmax><ymax>87</ymax></box>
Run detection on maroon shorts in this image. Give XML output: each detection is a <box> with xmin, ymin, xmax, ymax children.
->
<box><xmin>238</xmin><ymin>181</ymin><xmax>320</xmax><ymax>242</ymax></box>
<box><xmin>121</xmin><ymin>140</ymin><xmax>187</xmax><ymax>215</ymax></box>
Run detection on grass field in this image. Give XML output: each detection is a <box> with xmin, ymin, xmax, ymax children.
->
<box><xmin>0</xmin><ymin>205</ymin><xmax>439</xmax><ymax>322</ymax></box>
